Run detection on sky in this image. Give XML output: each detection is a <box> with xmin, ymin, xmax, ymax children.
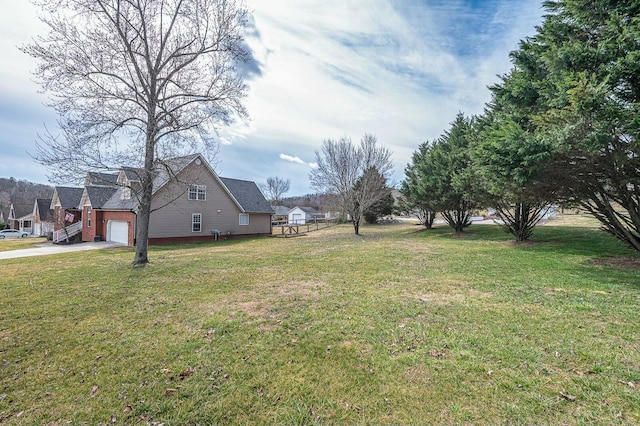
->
<box><xmin>0</xmin><ymin>0</ymin><xmax>544</xmax><ymax>196</ymax></box>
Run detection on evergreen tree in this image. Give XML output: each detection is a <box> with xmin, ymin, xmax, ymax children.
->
<box><xmin>500</xmin><ymin>0</ymin><xmax>640</xmax><ymax>251</ymax></box>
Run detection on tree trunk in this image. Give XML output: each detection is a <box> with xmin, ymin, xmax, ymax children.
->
<box><xmin>132</xmin><ymin>112</ymin><xmax>157</xmax><ymax>267</ymax></box>
<box><xmin>353</xmin><ymin>218</ymin><xmax>360</xmax><ymax>235</ymax></box>
<box><xmin>132</xmin><ymin>163</ymin><xmax>153</xmax><ymax>266</ymax></box>
<box><xmin>421</xmin><ymin>210</ymin><xmax>436</xmax><ymax>229</ymax></box>
<box><xmin>133</xmin><ymin>199</ymin><xmax>150</xmax><ymax>266</ymax></box>
<box><xmin>442</xmin><ymin>208</ymin><xmax>470</xmax><ymax>233</ymax></box>
<box><xmin>497</xmin><ymin>202</ymin><xmax>547</xmax><ymax>242</ymax></box>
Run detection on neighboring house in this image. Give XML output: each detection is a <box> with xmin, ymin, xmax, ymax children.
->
<box><xmin>32</xmin><ymin>198</ymin><xmax>54</xmax><ymax>236</ymax></box>
<box><xmin>53</xmin><ymin>153</ymin><xmax>274</xmax><ymax>246</ymax></box>
<box><xmin>288</xmin><ymin>206</ymin><xmax>322</xmax><ymax>225</ymax></box>
<box><xmin>51</xmin><ymin>187</ymin><xmax>84</xmax><ymax>242</ymax></box>
<box><xmin>79</xmin><ymin>184</ymin><xmax>136</xmax><ymax>245</ymax></box>
<box><xmin>7</xmin><ymin>202</ymin><xmax>34</xmax><ymax>233</ymax></box>
<box><xmin>51</xmin><ymin>186</ymin><xmax>84</xmax><ymax>228</ymax></box>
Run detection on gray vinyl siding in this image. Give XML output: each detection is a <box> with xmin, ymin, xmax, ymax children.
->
<box><xmin>148</xmin><ymin>161</ymin><xmax>271</xmax><ymax>238</ymax></box>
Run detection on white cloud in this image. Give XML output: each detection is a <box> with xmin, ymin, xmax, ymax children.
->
<box><xmin>278</xmin><ymin>153</ymin><xmax>319</xmax><ymax>170</ymax></box>
<box><xmin>279</xmin><ymin>153</ymin><xmax>306</xmax><ymax>164</ymax></box>
<box><xmin>0</xmin><ymin>0</ymin><xmax>544</xmax><ymax>195</ymax></box>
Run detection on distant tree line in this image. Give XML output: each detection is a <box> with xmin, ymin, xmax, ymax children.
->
<box><xmin>401</xmin><ymin>0</ymin><xmax>640</xmax><ymax>252</ymax></box>
<box><xmin>0</xmin><ymin>177</ymin><xmax>53</xmax><ymax>215</ymax></box>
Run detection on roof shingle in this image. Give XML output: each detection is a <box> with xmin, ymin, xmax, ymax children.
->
<box><xmin>220</xmin><ymin>177</ymin><xmax>274</xmax><ymax>214</ymax></box>
<box><xmin>36</xmin><ymin>198</ymin><xmax>54</xmax><ymax>221</ymax></box>
<box><xmin>55</xmin><ymin>187</ymin><xmax>84</xmax><ymax>209</ymax></box>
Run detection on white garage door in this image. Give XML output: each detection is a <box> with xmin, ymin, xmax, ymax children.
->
<box><xmin>107</xmin><ymin>220</ymin><xmax>129</xmax><ymax>245</ymax></box>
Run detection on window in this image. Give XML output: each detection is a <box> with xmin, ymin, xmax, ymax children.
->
<box><xmin>188</xmin><ymin>185</ymin><xmax>206</xmax><ymax>201</ymax></box>
<box><xmin>87</xmin><ymin>207</ymin><xmax>91</xmax><ymax>227</ymax></box>
<box><xmin>192</xmin><ymin>213</ymin><xmax>202</xmax><ymax>232</ymax></box>
<box><xmin>239</xmin><ymin>213</ymin><xmax>249</xmax><ymax>226</ymax></box>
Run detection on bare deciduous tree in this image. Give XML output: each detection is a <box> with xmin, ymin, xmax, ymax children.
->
<box><xmin>23</xmin><ymin>0</ymin><xmax>250</xmax><ymax>266</ymax></box>
<box><xmin>309</xmin><ymin>134</ymin><xmax>393</xmax><ymax>235</ymax></box>
<box><xmin>260</xmin><ymin>176</ymin><xmax>290</xmax><ymax>204</ymax></box>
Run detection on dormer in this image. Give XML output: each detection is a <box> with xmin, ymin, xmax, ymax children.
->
<box><xmin>117</xmin><ymin>169</ymin><xmax>130</xmax><ymax>186</ymax></box>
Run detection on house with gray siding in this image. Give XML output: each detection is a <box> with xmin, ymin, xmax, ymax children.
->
<box><xmin>54</xmin><ymin>153</ymin><xmax>273</xmax><ymax>246</ymax></box>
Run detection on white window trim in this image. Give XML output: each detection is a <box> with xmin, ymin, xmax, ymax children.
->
<box><xmin>239</xmin><ymin>213</ymin><xmax>249</xmax><ymax>226</ymax></box>
<box><xmin>87</xmin><ymin>207</ymin><xmax>91</xmax><ymax>228</ymax></box>
<box><xmin>188</xmin><ymin>185</ymin><xmax>206</xmax><ymax>201</ymax></box>
<box><xmin>192</xmin><ymin>213</ymin><xmax>202</xmax><ymax>233</ymax></box>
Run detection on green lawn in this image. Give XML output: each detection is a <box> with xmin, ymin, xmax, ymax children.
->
<box><xmin>0</xmin><ymin>237</ymin><xmax>46</xmax><ymax>252</ymax></box>
<box><xmin>1</xmin><ymin>223</ymin><xmax>639</xmax><ymax>425</ymax></box>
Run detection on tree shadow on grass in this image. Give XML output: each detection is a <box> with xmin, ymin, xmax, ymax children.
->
<box><xmin>415</xmin><ymin>224</ymin><xmax>640</xmax><ymax>290</ymax></box>
<box><xmin>410</xmin><ymin>224</ymin><xmax>514</xmax><ymax>242</ymax></box>
<box><xmin>416</xmin><ymin>224</ymin><xmax>639</xmax><ymax>261</ymax></box>
<box><xmin>148</xmin><ymin>235</ymin><xmax>267</xmax><ymax>253</ymax></box>
<box><xmin>514</xmin><ymin>226</ymin><xmax>637</xmax><ymax>258</ymax></box>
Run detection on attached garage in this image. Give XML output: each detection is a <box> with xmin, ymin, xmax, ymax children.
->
<box><xmin>107</xmin><ymin>220</ymin><xmax>129</xmax><ymax>245</ymax></box>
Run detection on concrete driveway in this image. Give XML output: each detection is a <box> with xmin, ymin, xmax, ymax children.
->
<box><xmin>0</xmin><ymin>241</ymin><xmax>125</xmax><ymax>260</ymax></box>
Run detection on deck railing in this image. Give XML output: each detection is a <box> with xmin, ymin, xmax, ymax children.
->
<box><xmin>53</xmin><ymin>221</ymin><xmax>83</xmax><ymax>243</ymax></box>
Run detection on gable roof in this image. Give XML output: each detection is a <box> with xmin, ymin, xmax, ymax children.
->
<box><xmin>10</xmin><ymin>202</ymin><xmax>35</xmax><ymax>220</ymax></box>
<box><xmin>101</xmin><ymin>186</ymin><xmax>139</xmax><ymax>210</ymax></box>
<box><xmin>82</xmin><ymin>186</ymin><xmax>119</xmax><ymax>209</ymax></box>
<box><xmin>151</xmin><ymin>153</ymin><xmax>201</xmax><ymax>193</ymax></box>
<box><xmin>219</xmin><ymin>177</ymin><xmax>274</xmax><ymax>214</ymax></box>
<box><xmin>150</xmin><ymin>153</ymin><xmax>260</xmax><ymax>214</ymax></box>
<box><xmin>274</xmin><ymin>205</ymin><xmax>290</xmax><ymax>216</ymax></box>
<box><xmin>86</xmin><ymin>172</ymin><xmax>119</xmax><ymax>186</ymax></box>
<box><xmin>122</xmin><ymin>167</ymin><xmax>144</xmax><ymax>182</ymax></box>
<box><xmin>64</xmin><ymin>153</ymin><xmax>271</xmax><ymax>215</ymax></box>
<box><xmin>290</xmin><ymin>206</ymin><xmax>319</xmax><ymax>214</ymax></box>
<box><xmin>53</xmin><ymin>186</ymin><xmax>84</xmax><ymax>209</ymax></box>
<box><xmin>35</xmin><ymin>198</ymin><xmax>54</xmax><ymax>221</ymax></box>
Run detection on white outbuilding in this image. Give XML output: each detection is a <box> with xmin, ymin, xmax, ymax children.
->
<box><xmin>288</xmin><ymin>206</ymin><xmax>321</xmax><ymax>225</ymax></box>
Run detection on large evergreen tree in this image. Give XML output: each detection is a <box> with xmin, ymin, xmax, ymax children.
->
<box><xmin>500</xmin><ymin>0</ymin><xmax>640</xmax><ymax>250</ymax></box>
<box><xmin>404</xmin><ymin>114</ymin><xmax>477</xmax><ymax>233</ymax></box>
<box><xmin>400</xmin><ymin>142</ymin><xmax>438</xmax><ymax>229</ymax></box>
<box><xmin>473</xmin><ymin>87</ymin><xmax>557</xmax><ymax>241</ymax></box>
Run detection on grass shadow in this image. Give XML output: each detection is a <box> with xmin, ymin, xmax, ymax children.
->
<box><xmin>421</xmin><ymin>223</ymin><xmax>638</xmax><ymax>259</ymax></box>
<box><xmin>148</xmin><ymin>235</ymin><xmax>270</xmax><ymax>252</ymax></box>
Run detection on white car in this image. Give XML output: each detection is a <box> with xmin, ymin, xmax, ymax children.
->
<box><xmin>0</xmin><ymin>229</ymin><xmax>30</xmax><ymax>239</ymax></box>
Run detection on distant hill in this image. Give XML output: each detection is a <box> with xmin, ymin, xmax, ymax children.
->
<box><xmin>0</xmin><ymin>177</ymin><xmax>54</xmax><ymax>218</ymax></box>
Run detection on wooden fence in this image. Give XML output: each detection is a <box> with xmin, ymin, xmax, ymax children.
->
<box><xmin>273</xmin><ymin>218</ymin><xmax>338</xmax><ymax>237</ymax></box>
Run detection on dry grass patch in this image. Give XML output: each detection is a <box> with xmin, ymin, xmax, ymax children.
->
<box><xmin>415</xmin><ymin>287</ymin><xmax>493</xmax><ymax>306</ymax></box>
<box><xmin>1</xmin><ymin>223</ymin><xmax>640</xmax><ymax>424</ymax></box>
<box><xmin>590</xmin><ymin>256</ymin><xmax>640</xmax><ymax>270</ymax></box>
<box><xmin>544</xmin><ymin>213</ymin><xmax>601</xmax><ymax>228</ymax></box>
<box><xmin>0</xmin><ymin>237</ymin><xmax>47</xmax><ymax>252</ymax></box>
<box><xmin>197</xmin><ymin>280</ymin><xmax>328</xmax><ymax>327</ymax></box>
